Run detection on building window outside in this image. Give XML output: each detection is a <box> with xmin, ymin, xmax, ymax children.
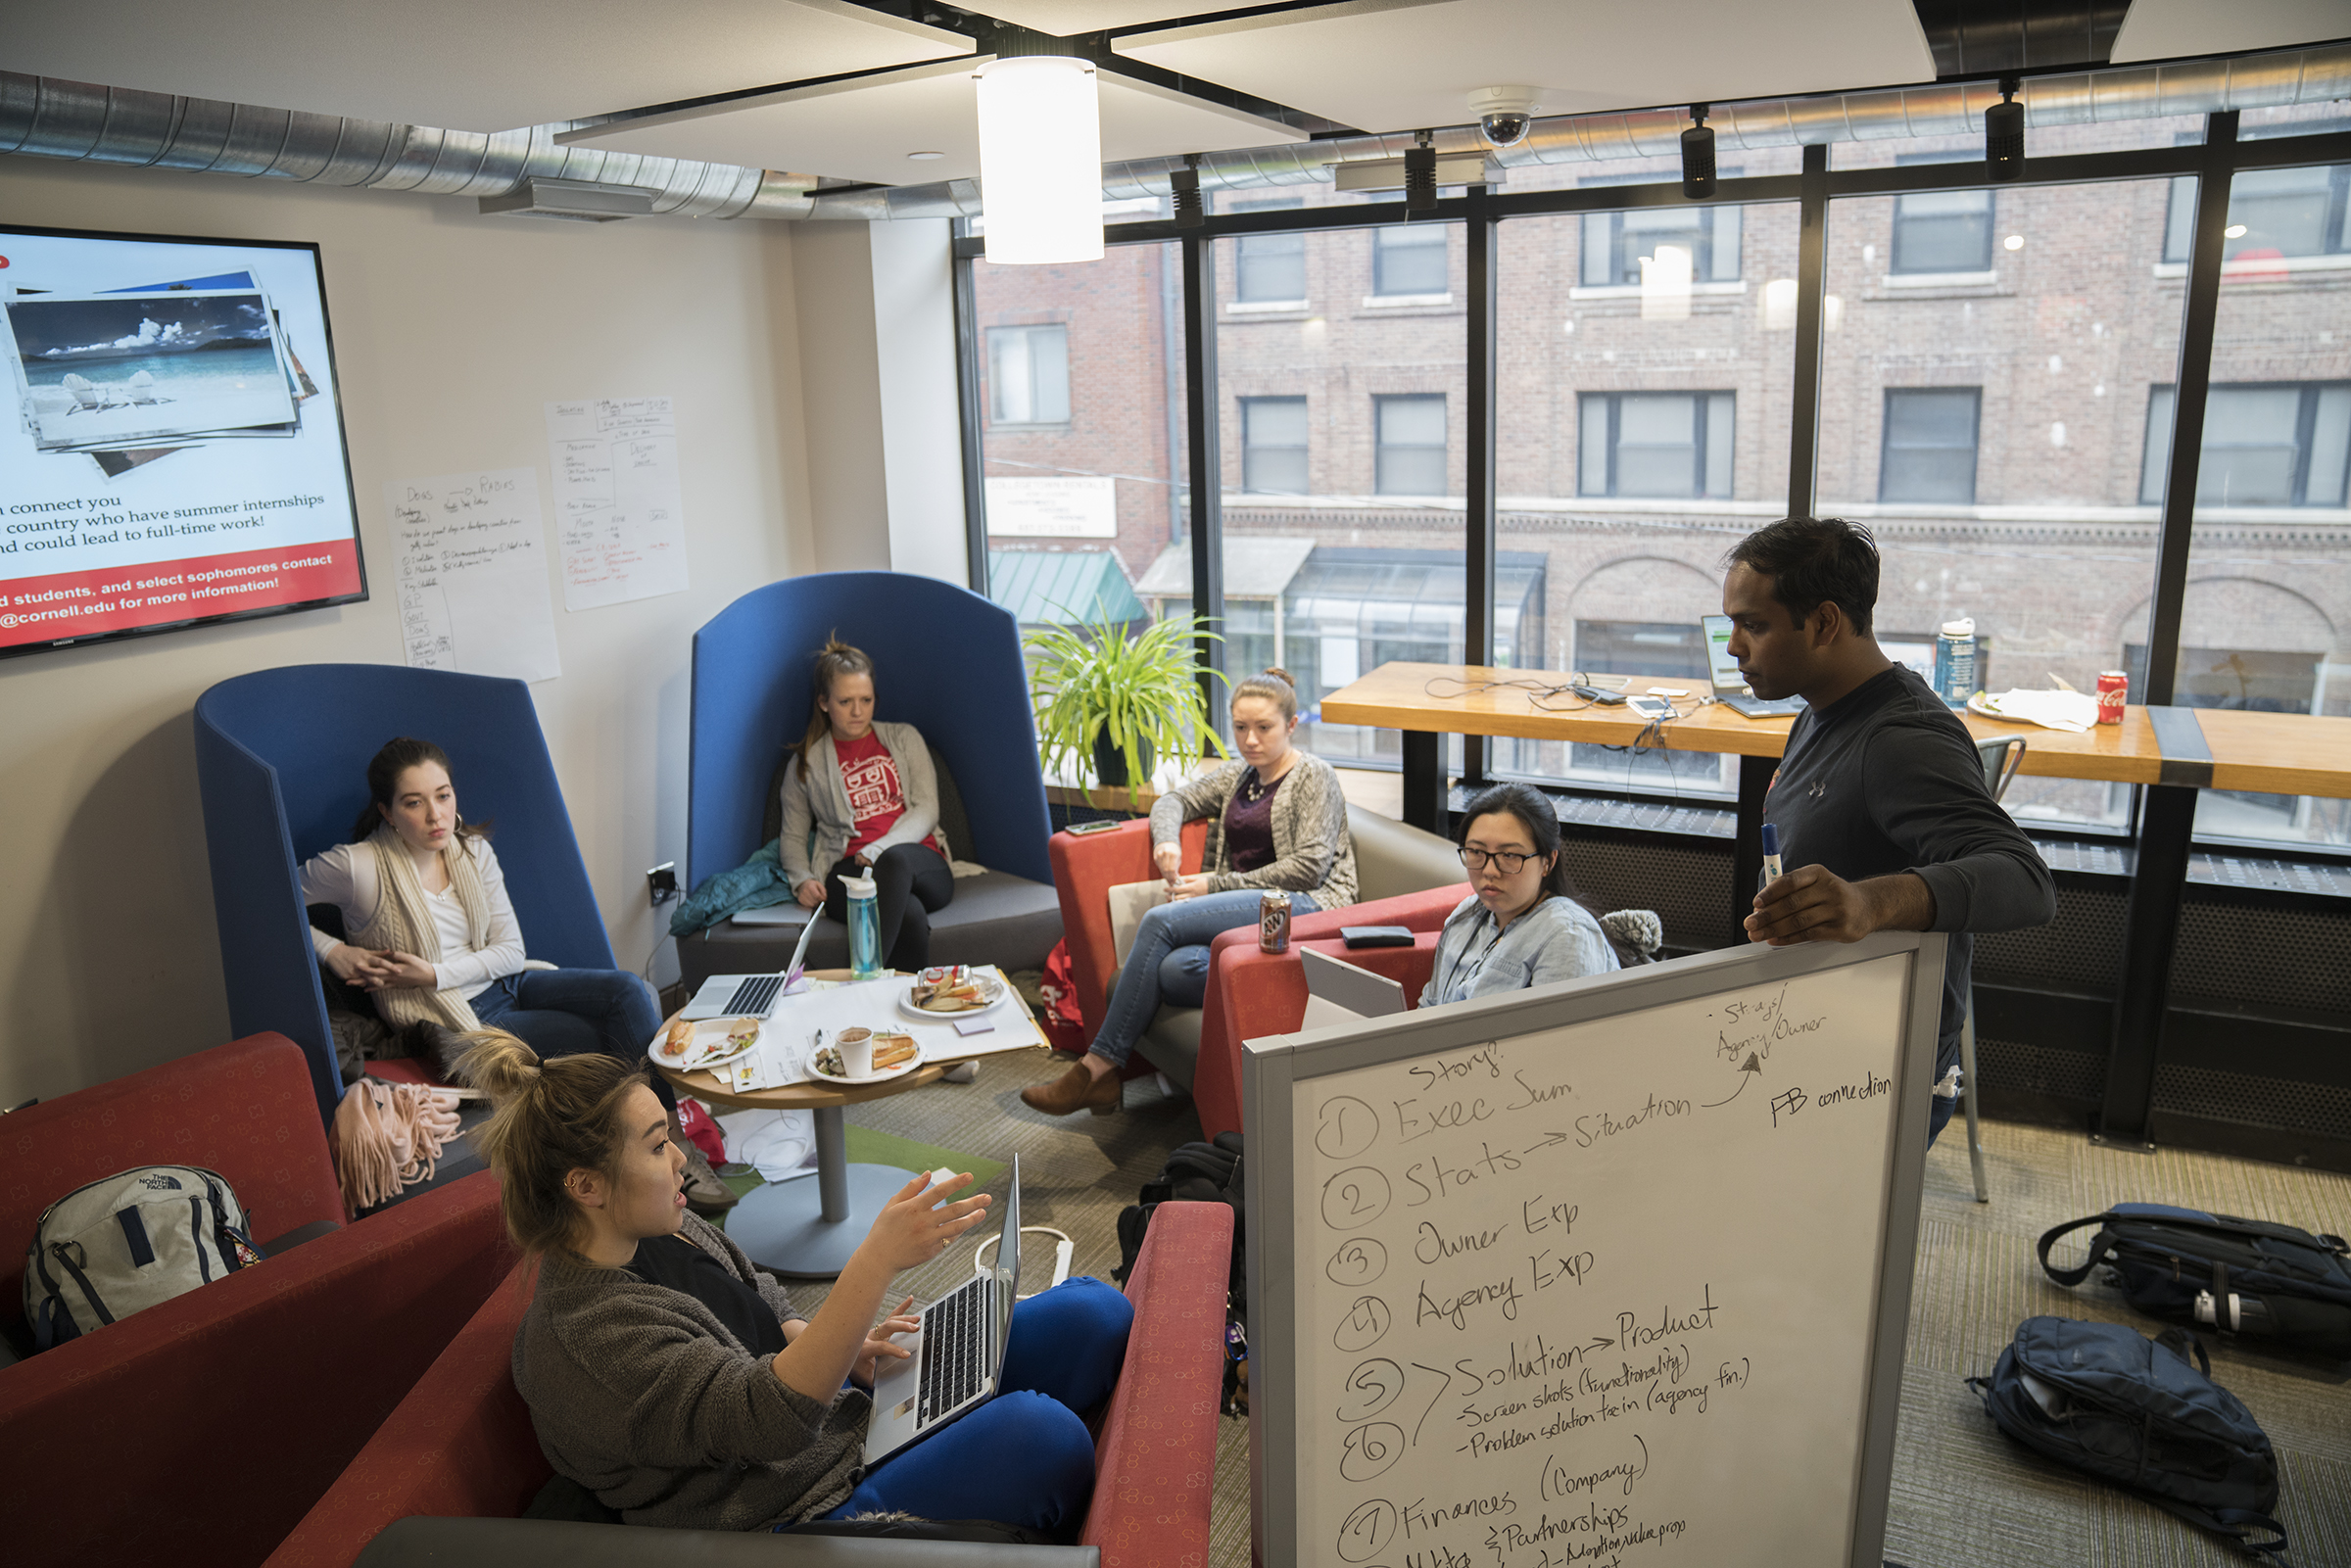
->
<box><xmin>2141</xmin><ymin>382</ymin><xmax>2351</xmax><ymax>505</ymax></box>
<box><xmin>1579</xmin><ymin>205</ymin><xmax>1742</xmax><ymax>286</ymax></box>
<box><xmin>2165</xmin><ymin>163</ymin><xmax>2351</xmax><ymax>262</ymax></box>
<box><xmin>1878</xmin><ymin>388</ymin><xmax>1982</xmax><ymax>502</ymax></box>
<box><xmin>1891</xmin><ymin>188</ymin><xmax>1994</xmax><ymax>273</ymax></box>
<box><xmin>1232</xmin><ymin>199</ymin><xmax>1307</xmax><ymax>303</ymax></box>
<box><xmin>1240</xmin><ymin>396</ymin><xmax>1309</xmax><ymax>495</ymax></box>
<box><xmin>1374</xmin><ymin>394</ymin><xmax>1448</xmax><ymax>495</ymax></box>
<box><xmin>1373</xmin><ymin>223</ymin><xmax>1450</xmax><ymax>296</ymax></box>
<box><xmin>986</xmin><ymin>324</ymin><xmax>1070</xmax><ymax>425</ymax></box>
<box><xmin>1578</xmin><ymin>392</ymin><xmax>1734</xmax><ymax>499</ymax></box>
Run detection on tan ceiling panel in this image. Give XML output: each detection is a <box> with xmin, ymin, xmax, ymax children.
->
<box><xmin>1118</xmin><ymin>0</ymin><xmax>1938</xmax><ymax>133</ymax></box>
<box><xmin>561</xmin><ymin>56</ymin><xmax>1303</xmax><ymax>186</ymax></box>
<box><xmin>957</xmin><ymin>2</ymin><xmax>1212</xmax><ymax>30</ymax></box>
<box><xmin>2111</xmin><ymin>0</ymin><xmax>2351</xmax><ymax>63</ymax></box>
<box><xmin>4</xmin><ymin>0</ymin><xmax>974</xmax><ymax>133</ymax></box>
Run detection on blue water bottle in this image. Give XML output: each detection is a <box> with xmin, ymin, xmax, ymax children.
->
<box><xmin>1933</xmin><ymin>618</ymin><xmax>1976</xmax><ymax>708</ymax></box>
<box><xmin>842</xmin><ymin>873</ymin><xmax>883</xmax><ymax>979</ymax></box>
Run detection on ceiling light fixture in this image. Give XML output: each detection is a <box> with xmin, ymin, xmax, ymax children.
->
<box><xmin>1172</xmin><ymin>154</ymin><xmax>1204</xmax><ymax>229</ymax></box>
<box><xmin>1986</xmin><ymin>76</ymin><xmax>2024</xmax><ymax>182</ymax></box>
<box><xmin>1404</xmin><ymin>130</ymin><xmax>1438</xmax><ymax>217</ymax></box>
<box><xmin>907</xmin><ymin>150</ymin><xmax>945</xmax><ymax>161</ymax></box>
<box><xmin>1681</xmin><ymin>105</ymin><xmax>1716</xmax><ymax>200</ymax></box>
<box><xmin>975</xmin><ymin>54</ymin><xmax>1102</xmax><ymax>264</ymax></box>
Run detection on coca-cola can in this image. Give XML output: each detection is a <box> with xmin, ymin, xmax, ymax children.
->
<box><xmin>2095</xmin><ymin>671</ymin><xmax>2128</xmax><ymax>725</ymax></box>
<box><xmin>1260</xmin><ymin>889</ymin><xmax>1291</xmax><ymax>955</ymax></box>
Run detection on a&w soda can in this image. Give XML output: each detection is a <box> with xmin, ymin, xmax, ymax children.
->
<box><xmin>1259</xmin><ymin>889</ymin><xmax>1291</xmax><ymax>954</ymax></box>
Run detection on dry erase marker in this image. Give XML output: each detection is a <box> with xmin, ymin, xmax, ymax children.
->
<box><xmin>1760</xmin><ymin>823</ymin><xmax>1783</xmax><ymax>882</ymax></box>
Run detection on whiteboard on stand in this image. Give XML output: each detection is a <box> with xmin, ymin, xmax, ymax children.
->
<box><xmin>1242</xmin><ymin>930</ymin><xmax>1944</xmax><ymax>1568</ymax></box>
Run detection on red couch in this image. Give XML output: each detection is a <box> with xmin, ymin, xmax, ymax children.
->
<box><xmin>0</xmin><ymin>1033</ymin><xmax>510</xmax><ymax>1567</ymax></box>
<box><xmin>264</xmin><ymin>1200</ymin><xmax>1239</xmax><ymax>1568</ymax></box>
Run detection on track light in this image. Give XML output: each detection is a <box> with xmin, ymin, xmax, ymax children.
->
<box><xmin>1986</xmin><ymin>76</ymin><xmax>2024</xmax><ymax>182</ymax></box>
<box><xmin>1404</xmin><ymin>131</ymin><xmax>1438</xmax><ymax>215</ymax></box>
<box><xmin>1172</xmin><ymin>156</ymin><xmax>1203</xmax><ymax>228</ymax></box>
<box><xmin>1681</xmin><ymin>104</ymin><xmax>1716</xmax><ymax>200</ymax></box>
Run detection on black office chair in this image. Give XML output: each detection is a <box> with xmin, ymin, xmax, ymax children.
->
<box><xmin>1958</xmin><ymin>735</ymin><xmax>2027</xmax><ymax>1204</ymax></box>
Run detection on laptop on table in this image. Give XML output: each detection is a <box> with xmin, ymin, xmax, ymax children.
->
<box><xmin>863</xmin><ymin>1155</ymin><xmax>1022</xmax><ymax>1464</ymax></box>
<box><xmin>1701</xmin><ymin>613</ymin><xmax>1807</xmax><ymax>720</ymax></box>
<box><xmin>679</xmin><ymin>913</ymin><xmax>825</xmax><ymax>1020</ymax></box>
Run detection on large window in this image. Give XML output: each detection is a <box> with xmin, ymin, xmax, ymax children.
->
<box><xmin>1231</xmin><ymin>199</ymin><xmax>1306</xmax><ymax>304</ymax></box>
<box><xmin>2141</xmin><ymin>382</ymin><xmax>2351</xmax><ymax>506</ymax></box>
<box><xmin>1578</xmin><ymin>392</ymin><xmax>1733</xmax><ymax>499</ymax></box>
<box><xmin>1891</xmin><ymin>188</ymin><xmax>1994</xmax><ymax>274</ymax></box>
<box><xmin>1878</xmin><ymin>388</ymin><xmax>1981</xmax><ymax>503</ymax></box>
<box><xmin>1374</xmin><ymin>395</ymin><xmax>1448</xmax><ymax>496</ymax></box>
<box><xmin>1240</xmin><ymin>396</ymin><xmax>1309</xmax><ymax>495</ymax></box>
<box><xmin>1579</xmin><ymin>205</ymin><xmax>1742</xmax><ymax>285</ymax></box>
<box><xmin>1372</xmin><ymin>222</ymin><xmax>1449</xmax><ymax>297</ymax></box>
<box><xmin>987</xmin><ymin>324</ymin><xmax>1070</xmax><ymax>425</ymax></box>
<box><xmin>2166</xmin><ymin>163</ymin><xmax>2351</xmax><ymax>262</ymax></box>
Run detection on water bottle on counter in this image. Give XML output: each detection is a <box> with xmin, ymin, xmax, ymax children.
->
<box><xmin>842</xmin><ymin>873</ymin><xmax>883</xmax><ymax>979</ymax></box>
<box><xmin>1933</xmin><ymin>618</ymin><xmax>1977</xmax><ymax>708</ymax></box>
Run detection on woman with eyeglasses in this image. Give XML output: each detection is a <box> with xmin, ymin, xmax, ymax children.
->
<box><xmin>1420</xmin><ymin>782</ymin><xmax>1627</xmax><ymax>1009</ymax></box>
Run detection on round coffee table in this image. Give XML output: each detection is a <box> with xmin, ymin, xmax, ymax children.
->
<box><xmin>654</xmin><ymin>972</ymin><xmax>1014</xmax><ymax>1278</ymax></box>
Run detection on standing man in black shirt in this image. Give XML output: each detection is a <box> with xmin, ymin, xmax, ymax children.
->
<box><xmin>1722</xmin><ymin>517</ymin><xmax>2056</xmax><ymax>1144</ymax></box>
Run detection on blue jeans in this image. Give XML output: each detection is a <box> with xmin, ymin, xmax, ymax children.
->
<box><xmin>469</xmin><ymin>968</ymin><xmax>671</xmax><ymax>1110</ymax></box>
<box><xmin>818</xmin><ymin>1276</ymin><xmax>1134</xmax><ymax>1537</ymax></box>
<box><xmin>1089</xmin><ymin>889</ymin><xmax>1317</xmax><ymax>1069</ymax></box>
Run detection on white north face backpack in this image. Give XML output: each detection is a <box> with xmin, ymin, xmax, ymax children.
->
<box><xmin>24</xmin><ymin>1165</ymin><xmax>260</xmax><ymax>1351</ymax></box>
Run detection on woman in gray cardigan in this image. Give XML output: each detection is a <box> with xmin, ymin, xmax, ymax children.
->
<box><xmin>1420</xmin><ymin>782</ymin><xmax>1638</xmax><ymax>1008</ymax></box>
<box><xmin>1026</xmin><ymin>668</ymin><xmax>1357</xmax><ymax>1117</ymax></box>
<box><xmin>464</xmin><ymin>1031</ymin><xmax>1133</xmax><ymax>1536</ymax></box>
<box><xmin>779</xmin><ymin>639</ymin><xmax>954</xmax><ymax>972</ymax></box>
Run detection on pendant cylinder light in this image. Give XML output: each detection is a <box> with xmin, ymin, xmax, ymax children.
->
<box><xmin>975</xmin><ymin>56</ymin><xmax>1103</xmax><ymax>264</ymax></box>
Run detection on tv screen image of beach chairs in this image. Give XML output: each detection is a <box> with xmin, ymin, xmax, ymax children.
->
<box><xmin>5</xmin><ymin>290</ymin><xmax>300</xmax><ymax>452</ymax></box>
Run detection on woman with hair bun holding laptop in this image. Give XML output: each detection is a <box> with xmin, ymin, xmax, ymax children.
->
<box><xmin>1024</xmin><ymin>668</ymin><xmax>1358</xmax><ymax>1117</ymax></box>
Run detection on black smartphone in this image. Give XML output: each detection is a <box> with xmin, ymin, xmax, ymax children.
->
<box><xmin>1066</xmin><ymin>819</ymin><xmax>1126</xmax><ymax>835</ymax></box>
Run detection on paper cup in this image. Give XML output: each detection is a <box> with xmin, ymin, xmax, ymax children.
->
<box><xmin>838</xmin><ymin>1026</ymin><xmax>876</xmax><ymax>1077</ymax></box>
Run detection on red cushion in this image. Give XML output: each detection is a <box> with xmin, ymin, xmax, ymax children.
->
<box><xmin>0</xmin><ymin>1171</ymin><xmax>508</xmax><ymax>1568</ymax></box>
<box><xmin>1048</xmin><ymin>819</ymin><xmax>1206</xmax><ymax>1036</ymax></box>
<box><xmin>0</xmin><ymin>1032</ymin><xmax>341</xmax><ymax>1335</ymax></box>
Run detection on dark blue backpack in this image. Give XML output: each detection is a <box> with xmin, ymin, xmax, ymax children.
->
<box><xmin>1970</xmin><ymin>1317</ymin><xmax>2295</xmax><ymax>1564</ymax></box>
<box><xmin>2039</xmin><ymin>1204</ymin><xmax>2351</xmax><ymax>1362</ymax></box>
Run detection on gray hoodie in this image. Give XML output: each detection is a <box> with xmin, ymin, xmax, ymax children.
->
<box><xmin>1417</xmin><ymin>893</ymin><xmax>1621</xmax><ymax>1009</ymax></box>
<box><xmin>509</xmin><ymin>1214</ymin><xmax>867</xmax><ymax>1530</ymax></box>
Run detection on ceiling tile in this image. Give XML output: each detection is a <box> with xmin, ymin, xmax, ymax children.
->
<box><xmin>561</xmin><ymin>56</ymin><xmax>1304</xmax><ymax>185</ymax></box>
<box><xmin>5</xmin><ymin>0</ymin><xmax>974</xmax><ymax>133</ymax></box>
<box><xmin>1118</xmin><ymin>0</ymin><xmax>1939</xmax><ymax>133</ymax></box>
<box><xmin>958</xmin><ymin>2</ymin><xmax>1208</xmax><ymax>30</ymax></box>
<box><xmin>2111</xmin><ymin>0</ymin><xmax>2351</xmax><ymax>64</ymax></box>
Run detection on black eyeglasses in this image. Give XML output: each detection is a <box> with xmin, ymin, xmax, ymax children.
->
<box><xmin>1459</xmin><ymin>847</ymin><xmax>1538</xmax><ymax>873</ymax></box>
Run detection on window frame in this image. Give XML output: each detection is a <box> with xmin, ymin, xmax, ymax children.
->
<box><xmin>1239</xmin><ymin>394</ymin><xmax>1311</xmax><ymax>496</ymax></box>
<box><xmin>1372</xmin><ymin>392</ymin><xmax>1449</xmax><ymax>497</ymax></box>
<box><xmin>984</xmin><ymin>322</ymin><xmax>1071</xmax><ymax>427</ymax></box>
<box><xmin>1877</xmin><ymin>387</ymin><xmax>1983</xmax><ymax>504</ymax></box>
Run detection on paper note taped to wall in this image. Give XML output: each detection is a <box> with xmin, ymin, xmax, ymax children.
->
<box><xmin>545</xmin><ymin>396</ymin><xmax>689</xmax><ymax>610</ymax></box>
<box><xmin>387</xmin><ymin>467</ymin><xmax>561</xmax><ymax>683</ymax></box>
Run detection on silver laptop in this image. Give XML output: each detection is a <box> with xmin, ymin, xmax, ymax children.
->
<box><xmin>678</xmin><ymin>915</ymin><xmax>823</xmax><ymax>1019</ymax></box>
<box><xmin>863</xmin><ymin>1155</ymin><xmax>1022</xmax><ymax>1465</ymax></box>
<box><xmin>1300</xmin><ymin>947</ymin><xmax>1408</xmax><ymax>1029</ymax></box>
<box><xmin>1701</xmin><ymin>614</ymin><xmax>1807</xmax><ymax>719</ymax></box>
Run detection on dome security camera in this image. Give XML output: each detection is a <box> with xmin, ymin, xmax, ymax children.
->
<box><xmin>1470</xmin><ymin>86</ymin><xmax>1541</xmax><ymax>148</ymax></box>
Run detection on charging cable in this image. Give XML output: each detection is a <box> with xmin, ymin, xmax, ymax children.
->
<box><xmin>975</xmin><ymin>1226</ymin><xmax>1075</xmax><ymax>1299</ymax></box>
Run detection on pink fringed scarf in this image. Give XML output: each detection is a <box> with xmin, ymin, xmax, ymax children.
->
<box><xmin>329</xmin><ymin>1077</ymin><xmax>463</xmax><ymax>1216</ymax></box>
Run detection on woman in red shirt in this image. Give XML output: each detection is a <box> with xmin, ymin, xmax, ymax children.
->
<box><xmin>777</xmin><ymin>640</ymin><xmax>954</xmax><ymax>972</ymax></box>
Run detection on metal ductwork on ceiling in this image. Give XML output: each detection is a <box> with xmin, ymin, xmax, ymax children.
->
<box><xmin>3</xmin><ymin>43</ymin><xmax>2349</xmax><ymax>225</ymax></box>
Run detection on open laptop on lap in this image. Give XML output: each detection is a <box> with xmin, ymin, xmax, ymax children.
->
<box><xmin>1702</xmin><ymin>613</ymin><xmax>1807</xmax><ymax>719</ymax></box>
<box><xmin>863</xmin><ymin>1154</ymin><xmax>1022</xmax><ymax>1465</ymax></box>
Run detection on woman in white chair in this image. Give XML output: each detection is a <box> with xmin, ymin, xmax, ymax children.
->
<box><xmin>1025</xmin><ymin>668</ymin><xmax>1357</xmax><ymax>1117</ymax></box>
<box><xmin>780</xmin><ymin>639</ymin><xmax>955</xmax><ymax>974</ymax></box>
<box><xmin>1420</xmin><ymin>783</ymin><xmax>1651</xmax><ymax>1008</ymax></box>
<box><xmin>300</xmin><ymin>736</ymin><xmax>733</xmax><ymax>1213</ymax></box>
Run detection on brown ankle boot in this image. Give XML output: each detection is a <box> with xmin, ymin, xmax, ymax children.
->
<box><xmin>1021</xmin><ymin>1059</ymin><xmax>1122</xmax><ymax>1117</ymax></box>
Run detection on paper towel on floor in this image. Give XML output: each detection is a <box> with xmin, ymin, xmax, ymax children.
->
<box><xmin>717</xmin><ymin>1107</ymin><xmax>817</xmax><ymax>1182</ymax></box>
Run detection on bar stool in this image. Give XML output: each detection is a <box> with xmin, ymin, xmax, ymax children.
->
<box><xmin>1959</xmin><ymin>735</ymin><xmax>2028</xmax><ymax>1203</ymax></box>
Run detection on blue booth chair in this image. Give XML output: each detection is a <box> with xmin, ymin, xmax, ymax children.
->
<box><xmin>194</xmin><ymin>665</ymin><xmax>616</xmax><ymax>1123</ymax></box>
<box><xmin>676</xmin><ymin>572</ymin><xmax>1062</xmax><ymax>990</ymax></box>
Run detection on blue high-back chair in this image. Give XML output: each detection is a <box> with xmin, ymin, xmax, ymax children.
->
<box><xmin>195</xmin><ymin>665</ymin><xmax>614</xmax><ymax>1123</ymax></box>
<box><xmin>680</xmin><ymin>572</ymin><xmax>1060</xmax><ymax>987</ymax></box>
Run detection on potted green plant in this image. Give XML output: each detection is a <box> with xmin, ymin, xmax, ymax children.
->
<box><xmin>1027</xmin><ymin>601</ymin><xmax>1224</xmax><ymax>793</ymax></box>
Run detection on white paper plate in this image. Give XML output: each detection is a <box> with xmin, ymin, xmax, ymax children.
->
<box><xmin>810</xmin><ymin>1036</ymin><xmax>926</xmax><ymax>1087</ymax></box>
<box><xmin>897</xmin><ymin>978</ymin><xmax>1006</xmax><ymax>1022</ymax></box>
<box><xmin>651</xmin><ymin>1016</ymin><xmax>764</xmax><ymax>1072</ymax></box>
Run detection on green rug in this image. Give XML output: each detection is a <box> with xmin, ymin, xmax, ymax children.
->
<box><xmin>713</xmin><ymin>1128</ymin><xmax>1006</xmax><ymax>1209</ymax></box>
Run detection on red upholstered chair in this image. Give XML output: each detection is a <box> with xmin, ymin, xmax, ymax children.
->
<box><xmin>264</xmin><ymin>1201</ymin><xmax>1239</xmax><ymax>1568</ymax></box>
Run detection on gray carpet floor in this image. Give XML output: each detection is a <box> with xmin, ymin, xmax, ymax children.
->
<box><xmin>765</xmin><ymin>1050</ymin><xmax>2351</xmax><ymax>1567</ymax></box>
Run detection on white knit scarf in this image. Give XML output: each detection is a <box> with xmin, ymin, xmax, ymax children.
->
<box><xmin>355</xmin><ymin>824</ymin><xmax>494</xmax><ymax>1033</ymax></box>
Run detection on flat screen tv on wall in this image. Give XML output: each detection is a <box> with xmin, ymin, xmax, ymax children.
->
<box><xmin>0</xmin><ymin>222</ymin><xmax>365</xmax><ymax>659</ymax></box>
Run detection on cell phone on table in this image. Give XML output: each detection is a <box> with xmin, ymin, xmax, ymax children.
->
<box><xmin>1626</xmin><ymin>694</ymin><xmax>1674</xmax><ymax>721</ymax></box>
<box><xmin>1066</xmin><ymin>820</ymin><xmax>1124</xmax><ymax>835</ymax></box>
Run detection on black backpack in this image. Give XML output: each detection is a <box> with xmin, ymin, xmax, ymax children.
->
<box><xmin>1970</xmin><ymin>1316</ymin><xmax>2295</xmax><ymax>1563</ymax></box>
<box><xmin>1116</xmin><ymin>1132</ymin><xmax>1247</xmax><ymax>1412</ymax></box>
<box><xmin>2039</xmin><ymin>1204</ymin><xmax>2351</xmax><ymax>1362</ymax></box>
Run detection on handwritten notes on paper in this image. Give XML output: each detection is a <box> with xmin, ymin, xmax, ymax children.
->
<box><xmin>1282</xmin><ymin>954</ymin><xmax>1914</xmax><ymax>1567</ymax></box>
<box><xmin>387</xmin><ymin>467</ymin><xmax>561</xmax><ymax>684</ymax></box>
<box><xmin>545</xmin><ymin>397</ymin><xmax>689</xmax><ymax>610</ymax></box>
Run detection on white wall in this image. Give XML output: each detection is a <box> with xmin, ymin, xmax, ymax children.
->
<box><xmin>0</xmin><ymin>155</ymin><xmax>827</xmax><ymax>1108</ymax></box>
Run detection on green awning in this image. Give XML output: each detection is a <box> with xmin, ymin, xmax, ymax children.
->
<box><xmin>988</xmin><ymin>549</ymin><xmax>1144</xmax><ymax>627</ymax></box>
